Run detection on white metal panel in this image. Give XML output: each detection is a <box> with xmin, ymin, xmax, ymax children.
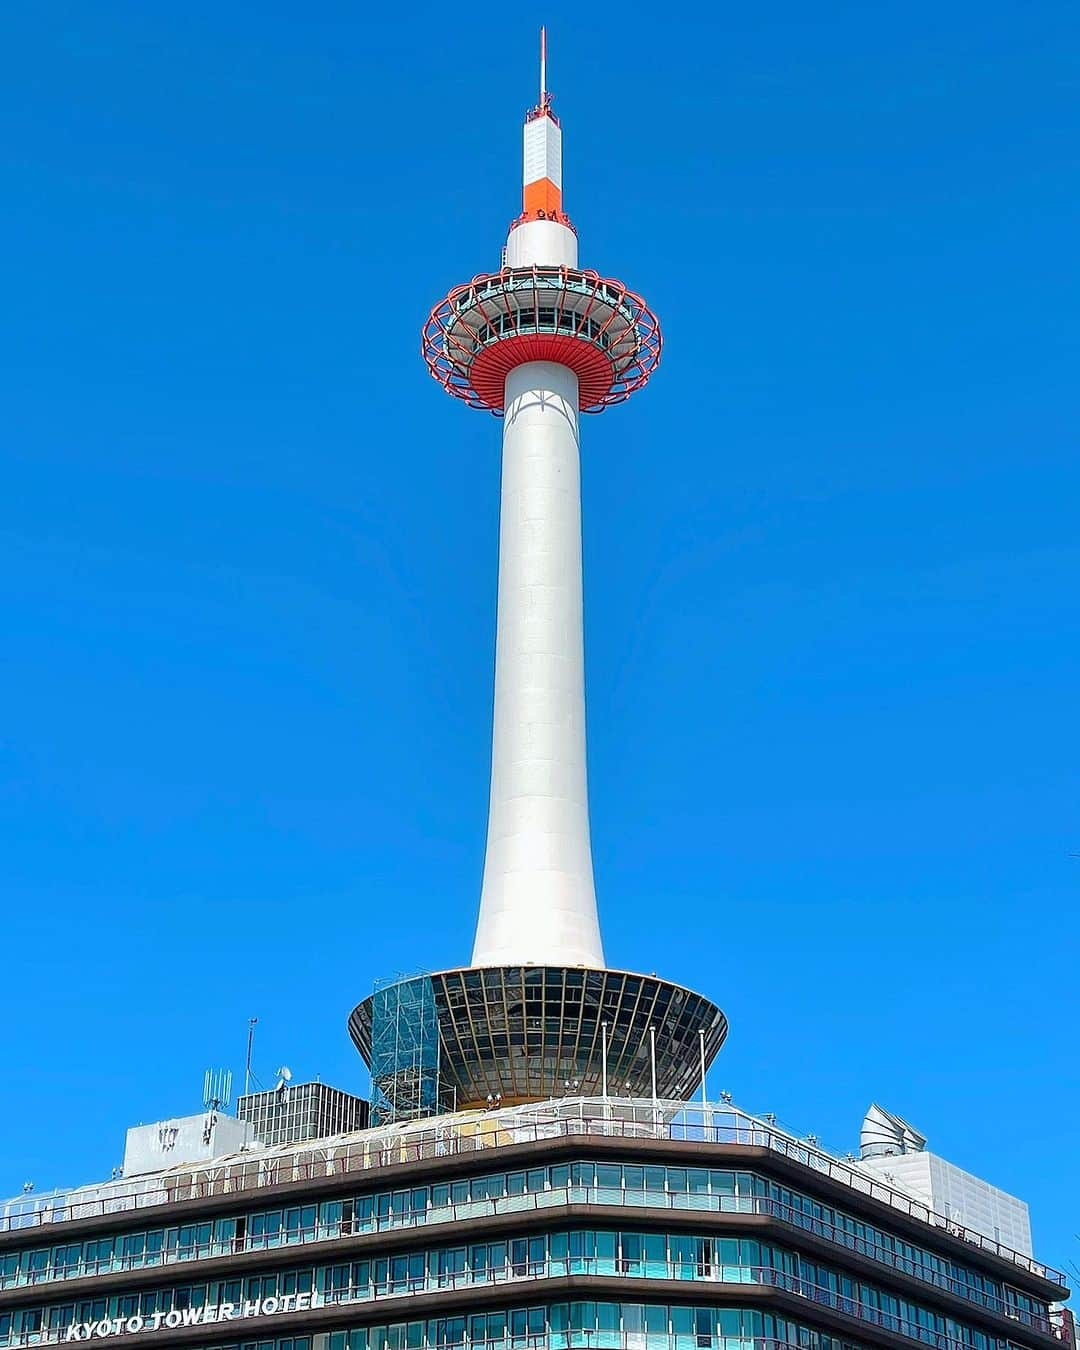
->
<box><xmin>858</xmin><ymin>1151</ymin><xmax>1034</xmax><ymax>1256</ymax></box>
<box><xmin>504</xmin><ymin>219</ymin><xmax>578</xmax><ymax>268</ymax></box>
<box><xmin>472</xmin><ymin>361</ymin><xmax>605</xmax><ymax>969</ymax></box>
<box><xmin>523</xmin><ymin>114</ymin><xmax>562</xmax><ymax>188</ymax></box>
<box><xmin>926</xmin><ymin>1154</ymin><xmax>1034</xmax><ymax>1256</ymax></box>
<box><xmin>122</xmin><ymin>1114</ymin><xmax>253</xmax><ymax>1177</ymax></box>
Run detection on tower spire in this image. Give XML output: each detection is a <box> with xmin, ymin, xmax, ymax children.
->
<box><xmin>518</xmin><ymin>30</ymin><xmax>565</xmax><ymax>235</ymax></box>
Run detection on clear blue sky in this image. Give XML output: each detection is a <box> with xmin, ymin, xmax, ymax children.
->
<box><xmin>1</xmin><ymin>0</ymin><xmax>1077</xmax><ymax>1275</ymax></box>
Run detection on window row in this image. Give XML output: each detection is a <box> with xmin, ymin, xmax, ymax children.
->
<box><xmin>454</xmin><ymin>276</ymin><xmax>629</xmax><ymax>314</ymax></box>
<box><xmin>0</xmin><ymin>1229</ymin><xmax>1040</xmax><ymax>1350</ymax></box>
<box><xmin>471</xmin><ymin>311</ymin><xmax>623</xmax><ymax>352</ymax></box>
<box><xmin>0</xmin><ymin>1163</ymin><xmax>1044</xmax><ymax>1330</ymax></box>
<box><xmin>50</xmin><ymin>1299</ymin><xmax>1028</xmax><ymax>1350</ymax></box>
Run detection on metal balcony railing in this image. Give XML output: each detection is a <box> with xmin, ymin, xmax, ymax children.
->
<box><xmin>0</xmin><ymin>1102</ymin><xmax>1063</xmax><ymax>1292</ymax></box>
<box><xmin>0</xmin><ymin>1188</ymin><xmax>1055</xmax><ymax>1336</ymax></box>
<box><xmin>1</xmin><ymin>1260</ymin><xmax>1063</xmax><ymax>1350</ymax></box>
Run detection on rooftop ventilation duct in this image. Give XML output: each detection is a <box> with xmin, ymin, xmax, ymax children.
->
<box><xmin>860</xmin><ymin>1103</ymin><xmax>927</xmax><ymax>1159</ymax></box>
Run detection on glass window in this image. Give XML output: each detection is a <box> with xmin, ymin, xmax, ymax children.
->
<box><xmin>671</xmin><ymin>1307</ymin><xmax>693</xmax><ymax>1334</ymax></box>
<box><xmin>710</xmin><ymin>1171</ymin><xmax>735</xmax><ymax>1196</ymax></box>
<box><xmin>617</xmin><ymin>1166</ymin><xmax>641</xmax><ymax>1192</ymax></box>
<box><xmin>669</xmin><ymin>1234</ymin><xmax>694</xmax><ymax>1274</ymax></box>
<box><xmin>570</xmin><ymin>1303</ymin><xmax>594</xmax><ymax>1332</ymax></box>
<box><xmin>597</xmin><ymin>1303</ymin><xmax>619</xmax><ymax>1333</ymax></box>
<box><xmin>645</xmin><ymin>1306</ymin><xmax>668</xmax><ymax>1335</ymax></box>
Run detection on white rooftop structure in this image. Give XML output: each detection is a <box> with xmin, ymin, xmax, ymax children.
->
<box><xmin>857</xmin><ymin>1102</ymin><xmax>1034</xmax><ymax>1257</ymax></box>
<box><xmin>859</xmin><ymin>1145</ymin><xmax>1034</xmax><ymax>1257</ymax></box>
<box><xmin>122</xmin><ymin>1111</ymin><xmax>253</xmax><ymax>1178</ymax></box>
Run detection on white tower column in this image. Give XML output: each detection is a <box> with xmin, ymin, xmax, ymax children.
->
<box><xmin>472</xmin><ymin>361</ymin><xmax>605</xmax><ymax>968</ymax></box>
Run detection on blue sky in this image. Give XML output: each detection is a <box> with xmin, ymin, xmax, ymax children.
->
<box><xmin>1</xmin><ymin>0</ymin><xmax>1077</xmax><ymax>1275</ymax></box>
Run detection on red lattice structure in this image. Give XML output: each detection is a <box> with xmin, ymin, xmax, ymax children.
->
<box><xmin>422</xmin><ymin>266</ymin><xmax>662</xmax><ymax>415</ymax></box>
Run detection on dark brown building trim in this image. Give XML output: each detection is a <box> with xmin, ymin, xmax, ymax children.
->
<box><xmin>0</xmin><ymin>1204</ymin><xmax>1058</xmax><ymax>1347</ymax></box>
<box><xmin>48</xmin><ymin>1275</ymin><xmax>1041</xmax><ymax>1350</ymax></box>
<box><xmin>0</xmin><ymin>1139</ymin><xmax>1061</xmax><ymax>1305</ymax></box>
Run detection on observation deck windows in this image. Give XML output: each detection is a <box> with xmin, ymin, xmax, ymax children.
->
<box><xmin>468</xmin><ymin>310</ymin><xmax>620</xmax><ymax>353</ymax></box>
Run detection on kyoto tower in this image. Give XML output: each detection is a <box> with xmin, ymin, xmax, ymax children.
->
<box><xmin>349</xmin><ymin>34</ymin><xmax>726</xmax><ymax>1119</ymax></box>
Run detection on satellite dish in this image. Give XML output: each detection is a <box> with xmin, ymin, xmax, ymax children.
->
<box><xmin>278</xmin><ymin>1066</ymin><xmax>292</xmax><ymax>1082</ymax></box>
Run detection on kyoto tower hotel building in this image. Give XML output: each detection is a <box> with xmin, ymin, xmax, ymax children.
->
<box><xmin>0</xmin><ymin>39</ymin><xmax>1071</xmax><ymax>1350</ymax></box>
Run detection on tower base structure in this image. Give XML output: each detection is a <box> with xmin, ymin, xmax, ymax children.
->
<box><xmin>349</xmin><ymin>966</ymin><xmax>727</xmax><ymax>1117</ymax></box>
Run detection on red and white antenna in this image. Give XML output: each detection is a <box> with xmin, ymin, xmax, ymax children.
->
<box><xmin>518</xmin><ymin>26</ymin><xmax>566</xmax><ymax>231</ymax></box>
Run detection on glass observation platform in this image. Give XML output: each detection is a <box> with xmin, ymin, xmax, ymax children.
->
<box><xmin>348</xmin><ymin>966</ymin><xmax>727</xmax><ymax>1116</ymax></box>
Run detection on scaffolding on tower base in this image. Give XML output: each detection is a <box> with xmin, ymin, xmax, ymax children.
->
<box><xmin>367</xmin><ymin>973</ymin><xmax>441</xmax><ymax>1125</ymax></box>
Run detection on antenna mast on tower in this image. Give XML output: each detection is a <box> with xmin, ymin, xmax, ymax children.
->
<box><xmin>244</xmin><ymin>1017</ymin><xmax>258</xmax><ymax>1095</ymax></box>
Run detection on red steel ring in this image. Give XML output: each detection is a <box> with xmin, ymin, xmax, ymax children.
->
<box><xmin>421</xmin><ymin>266</ymin><xmax>662</xmax><ymax>416</ymax></box>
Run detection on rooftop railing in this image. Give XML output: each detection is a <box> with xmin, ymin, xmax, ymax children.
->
<box><xmin>0</xmin><ymin>1101</ymin><xmax>1063</xmax><ymax>1291</ymax></box>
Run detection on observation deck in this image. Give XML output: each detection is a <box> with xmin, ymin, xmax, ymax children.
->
<box><xmin>349</xmin><ymin>967</ymin><xmax>727</xmax><ymax>1116</ymax></box>
<box><xmin>423</xmin><ymin>266</ymin><xmax>662</xmax><ymax>414</ymax></box>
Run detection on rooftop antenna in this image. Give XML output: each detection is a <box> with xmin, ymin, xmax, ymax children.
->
<box><xmin>539</xmin><ymin>26</ymin><xmax>547</xmax><ymax>106</ymax></box>
<box><xmin>203</xmin><ymin>1068</ymin><xmax>232</xmax><ymax>1111</ymax></box>
<box><xmin>244</xmin><ymin>1016</ymin><xmax>258</xmax><ymax>1095</ymax></box>
<box><xmin>201</xmin><ymin>1068</ymin><xmax>230</xmax><ymax>1147</ymax></box>
<box><xmin>274</xmin><ymin>1065</ymin><xmax>292</xmax><ymax>1101</ymax></box>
